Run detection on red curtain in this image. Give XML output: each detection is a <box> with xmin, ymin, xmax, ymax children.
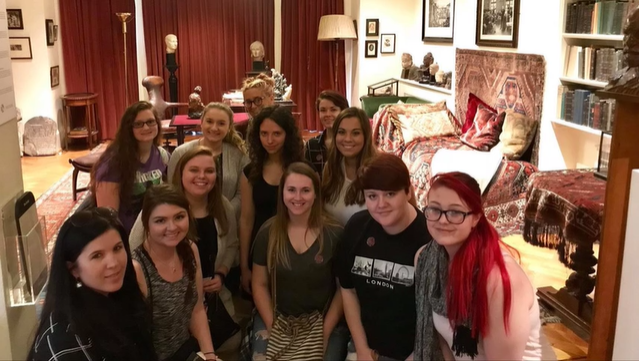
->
<box><xmin>282</xmin><ymin>0</ymin><xmax>346</xmax><ymax>131</ymax></box>
<box><xmin>60</xmin><ymin>0</ymin><xmax>138</xmax><ymax>140</ymax></box>
<box><xmin>142</xmin><ymin>0</ymin><xmax>275</xmax><ymax>106</ymax></box>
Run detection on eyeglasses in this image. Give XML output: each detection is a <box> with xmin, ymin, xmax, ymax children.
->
<box><xmin>243</xmin><ymin>97</ymin><xmax>264</xmax><ymax>108</ymax></box>
<box><xmin>424</xmin><ymin>207</ymin><xmax>472</xmax><ymax>225</ymax></box>
<box><xmin>132</xmin><ymin>119</ymin><xmax>157</xmax><ymax>129</ymax></box>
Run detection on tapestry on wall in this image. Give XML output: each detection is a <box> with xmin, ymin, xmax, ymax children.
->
<box><xmin>454</xmin><ymin>49</ymin><xmax>546</xmax><ymax>165</ymax></box>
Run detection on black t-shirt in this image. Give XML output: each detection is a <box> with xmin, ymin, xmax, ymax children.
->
<box><xmin>195</xmin><ymin>216</ymin><xmax>218</xmax><ymax>278</ymax></box>
<box><xmin>337</xmin><ymin>207</ymin><xmax>431</xmax><ymax>360</ymax></box>
<box><xmin>253</xmin><ymin>220</ymin><xmax>343</xmax><ymax>317</ymax></box>
<box><xmin>243</xmin><ymin>164</ymin><xmax>279</xmax><ymax>265</ymax></box>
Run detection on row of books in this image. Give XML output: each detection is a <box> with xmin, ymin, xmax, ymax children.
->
<box><xmin>557</xmin><ymin>86</ymin><xmax>617</xmax><ymax>131</ymax></box>
<box><xmin>564</xmin><ymin>0</ymin><xmax>637</xmax><ymax>34</ymax></box>
<box><xmin>565</xmin><ymin>45</ymin><xmax>624</xmax><ymax>81</ymax></box>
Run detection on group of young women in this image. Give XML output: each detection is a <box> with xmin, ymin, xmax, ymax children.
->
<box><xmin>29</xmin><ymin>73</ymin><xmax>542</xmax><ymax>361</ymax></box>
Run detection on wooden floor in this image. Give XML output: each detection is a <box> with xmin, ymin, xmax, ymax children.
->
<box><xmin>20</xmin><ymin>133</ymin><xmax>589</xmax><ymax>360</ymax></box>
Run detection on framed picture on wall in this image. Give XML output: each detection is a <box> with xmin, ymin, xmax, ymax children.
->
<box><xmin>50</xmin><ymin>66</ymin><xmax>60</xmax><ymax>88</ymax></box>
<box><xmin>475</xmin><ymin>0</ymin><xmax>520</xmax><ymax>48</ymax></box>
<box><xmin>7</xmin><ymin>9</ymin><xmax>24</xmax><ymax>30</ymax></box>
<box><xmin>9</xmin><ymin>37</ymin><xmax>32</xmax><ymax>59</ymax></box>
<box><xmin>380</xmin><ymin>34</ymin><xmax>396</xmax><ymax>54</ymax></box>
<box><xmin>46</xmin><ymin>19</ymin><xmax>55</xmax><ymax>46</ymax></box>
<box><xmin>365</xmin><ymin>40</ymin><xmax>378</xmax><ymax>58</ymax></box>
<box><xmin>365</xmin><ymin>19</ymin><xmax>379</xmax><ymax>36</ymax></box>
<box><xmin>422</xmin><ymin>0</ymin><xmax>455</xmax><ymax>42</ymax></box>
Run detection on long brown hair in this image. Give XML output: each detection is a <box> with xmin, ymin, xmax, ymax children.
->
<box><xmin>91</xmin><ymin>101</ymin><xmax>163</xmax><ymax>205</ymax></box>
<box><xmin>247</xmin><ymin>105</ymin><xmax>304</xmax><ymax>184</ymax></box>
<box><xmin>172</xmin><ymin>145</ymin><xmax>229</xmax><ymax>236</ymax></box>
<box><xmin>200</xmin><ymin>102</ymin><xmax>246</xmax><ymax>154</ymax></box>
<box><xmin>141</xmin><ymin>184</ymin><xmax>196</xmax><ymax>304</ymax></box>
<box><xmin>267</xmin><ymin>162</ymin><xmax>339</xmax><ymax>270</ymax></box>
<box><xmin>321</xmin><ymin>107</ymin><xmax>377</xmax><ymax>205</ymax></box>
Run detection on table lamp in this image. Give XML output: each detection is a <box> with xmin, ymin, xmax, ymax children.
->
<box><xmin>318</xmin><ymin>15</ymin><xmax>357</xmax><ymax>88</ymax></box>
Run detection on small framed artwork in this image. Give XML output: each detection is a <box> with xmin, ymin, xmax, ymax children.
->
<box><xmin>46</xmin><ymin>19</ymin><xmax>55</xmax><ymax>46</ymax></box>
<box><xmin>475</xmin><ymin>0</ymin><xmax>520</xmax><ymax>48</ymax></box>
<box><xmin>365</xmin><ymin>19</ymin><xmax>379</xmax><ymax>36</ymax></box>
<box><xmin>422</xmin><ymin>0</ymin><xmax>455</xmax><ymax>43</ymax></box>
<box><xmin>9</xmin><ymin>37</ymin><xmax>32</xmax><ymax>59</ymax></box>
<box><xmin>7</xmin><ymin>9</ymin><xmax>24</xmax><ymax>30</ymax></box>
<box><xmin>365</xmin><ymin>40</ymin><xmax>378</xmax><ymax>58</ymax></box>
<box><xmin>50</xmin><ymin>66</ymin><xmax>60</xmax><ymax>88</ymax></box>
<box><xmin>380</xmin><ymin>34</ymin><xmax>396</xmax><ymax>54</ymax></box>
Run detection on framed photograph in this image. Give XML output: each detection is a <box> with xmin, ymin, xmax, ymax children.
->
<box><xmin>365</xmin><ymin>19</ymin><xmax>379</xmax><ymax>36</ymax></box>
<box><xmin>475</xmin><ymin>0</ymin><xmax>520</xmax><ymax>48</ymax></box>
<box><xmin>46</xmin><ymin>19</ymin><xmax>55</xmax><ymax>46</ymax></box>
<box><xmin>365</xmin><ymin>40</ymin><xmax>378</xmax><ymax>58</ymax></box>
<box><xmin>380</xmin><ymin>34</ymin><xmax>396</xmax><ymax>54</ymax></box>
<box><xmin>422</xmin><ymin>0</ymin><xmax>455</xmax><ymax>42</ymax></box>
<box><xmin>50</xmin><ymin>66</ymin><xmax>60</xmax><ymax>88</ymax></box>
<box><xmin>9</xmin><ymin>37</ymin><xmax>32</xmax><ymax>60</ymax></box>
<box><xmin>7</xmin><ymin>9</ymin><xmax>24</xmax><ymax>30</ymax></box>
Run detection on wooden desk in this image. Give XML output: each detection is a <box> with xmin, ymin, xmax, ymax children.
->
<box><xmin>62</xmin><ymin>93</ymin><xmax>99</xmax><ymax>150</ymax></box>
<box><xmin>225</xmin><ymin>100</ymin><xmax>297</xmax><ymax>114</ymax></box>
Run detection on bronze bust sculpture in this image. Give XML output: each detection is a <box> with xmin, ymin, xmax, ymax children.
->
<box><xmin>401</xmin><ymin>53</ymin><xmax>421</xmax><ymax>81</ymax></box>
<box><xmin>188</xmin><ymin>86</ymin><xmax>205</xmax><ymax>119</ymax></box>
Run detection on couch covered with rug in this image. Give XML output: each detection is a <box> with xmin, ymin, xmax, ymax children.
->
<box><xmin>371</xmin><ymin>49</ymin><xmax>546</xmax><ymax>234</ymax></box>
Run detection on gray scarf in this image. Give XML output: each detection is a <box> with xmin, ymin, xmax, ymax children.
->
<box><xmin>414</xmin><ymin>241</ymin><xmax>478</xmax><ymax>360</ymax></box>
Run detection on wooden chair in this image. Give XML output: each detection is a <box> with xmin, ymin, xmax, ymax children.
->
<box><xmin>142</xmin><ymin>76</ymin><xmax>188</xmax><ymax>149</ymax></box>
<box><xmin>69</xmin><ymin>151</ymin><xmax>103</xmax><ymax>201</ymax></box>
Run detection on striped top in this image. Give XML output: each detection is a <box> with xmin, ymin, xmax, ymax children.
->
<box><xmin>133</xmin><ymin>246</ymin><xmax>197</xmax><ymax>360</ymax></box>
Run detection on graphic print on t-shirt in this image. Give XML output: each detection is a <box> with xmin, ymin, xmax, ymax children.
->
<box><xmin>351</xmin><ymin>256</ymin><xmax>373</xmax><ymax>277</ymax></box>
<box><xmin>351</xmin><ymin>256</ymin><xmax>414</xmax><ymax>289</ymax></box>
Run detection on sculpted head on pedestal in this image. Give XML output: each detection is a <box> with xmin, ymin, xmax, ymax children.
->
<box><xmin>250</xmin><ymin>41</ymin><xmax>265</xmax><ymax>62</ymax></box>
<box><xmin>165</xmin><ymin>34</ymin><xmax>178</xmax><ymax>54</ymax></box>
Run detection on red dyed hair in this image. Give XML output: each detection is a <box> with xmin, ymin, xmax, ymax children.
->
<box><xmin>429</xmin><ymin>172</ymin><xmax>515</xmax><ymax>338</ymax></box>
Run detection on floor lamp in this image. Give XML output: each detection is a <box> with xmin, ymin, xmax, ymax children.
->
<box><xmin>318</xmin><ymin>15</ymin><xmax>357</xmax><ymax>89</ymax></box>
<box><xmin>116</xmin><ymin>13</ymin><xmax>133</xmax><ymax>107</ymax></box>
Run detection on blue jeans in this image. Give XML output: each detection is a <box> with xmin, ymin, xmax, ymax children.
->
<box><xmin>251</xmin><ymin>311</ymin><xmax>350</xmax><ymax>360</ymax></box>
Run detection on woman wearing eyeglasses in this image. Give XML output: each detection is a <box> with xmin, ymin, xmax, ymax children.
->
<box><xmin>92</xmin><ymin>101</ymin><xmax>169</xmax><ymax>233</ymax></box>
<box><xmin>29</xmin><ymin>208</ymin><xmax>156</xmax><ymax>361</ymax></box>
<box><xmin>167</xmin><ymin>102</ymin><xmax>249</xmax><ymax>219</ymax></box>
<box><xmin>337</xmin><ymin>153</ymin><xmax>431</xmax><ymax>361</ymax></box>
<box><xmin>239</xmin><ymin>105</ymin><xmax>304</xmax><ymax>296</ymax></box>
<box><xmin>242</xmin><ymin>74</ymin><xmax>276</xmax><ymax>119</ymax></box>
<box><xmin>132</xmin><ymin>184</ymin><xmax>217</xmax><ymax>361</ymax></box>
<box><xmin>412</xmin><ymin>172</ymin><xmax>541</xmax><ymax>361</ymax></box>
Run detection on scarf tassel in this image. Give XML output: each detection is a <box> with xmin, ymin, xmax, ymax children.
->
<box><xmin>452</xmin><ymin>325</ymin><xmax>479</xmax><ymax>360</ymax></box>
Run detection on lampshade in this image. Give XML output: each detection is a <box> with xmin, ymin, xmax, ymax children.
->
<box><xmin>318</xmin><ymin>15</ymin><xmax>357</xmax><ymax>41</ymax></box>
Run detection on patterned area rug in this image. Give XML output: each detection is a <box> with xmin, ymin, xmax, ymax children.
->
<box><xmin>36</xmin><ymin>168</ymin><xmax>90</xmax><ymax>254</ymax></box>
<box><xmin>454</xmin><ymin>49</ymin><xmax>546</xmax><ymax>166</ymax></box>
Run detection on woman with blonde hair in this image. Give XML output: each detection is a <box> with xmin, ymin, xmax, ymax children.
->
<box><xmin>242</xmin><ymin>74</ymin><xmax>276</xmax><ymax>119</ymax></box>
<box><xmin>322</xmin><ymin>107</ymin><xmax>377</xmax><ymax>225</ymax></box>
<box><xmin>251</xmin><ymin>162</ymin><xmax>346</xmax><ymax>360</ymax></box>
<box><xmin>167</xmin><ymin>102</ymin><xmax>249</xmax><ymax>218</ymax></box>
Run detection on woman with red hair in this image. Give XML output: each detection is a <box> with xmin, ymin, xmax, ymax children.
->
<box><xmin>337</xmin><ymin>153</ymin><xmax>430</xmax><ymax>361</ymax></box>
<box><xmin>413</xmin><ymin>172</ymin><xmax>541</xmax><ymax>360</ymax></box>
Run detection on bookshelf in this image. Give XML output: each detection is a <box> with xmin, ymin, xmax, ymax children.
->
<box><xmin>551</xmin><ymin>118</ymin><xmax>613</xmax><ymax>137</ymax></box>
<box><xmin>559</xmin><ymin>76</ymin><xmax>608</xmax><ymax>88</ymax></box>
<box><xmin>562</xmin><ymin>33</ymin><xmax>624</xmax><ymax>41</ymax></box>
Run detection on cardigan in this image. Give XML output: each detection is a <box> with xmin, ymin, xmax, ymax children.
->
<box><xmin>167</xmin><ymin>140</ymin><xmax>250</xmax><ymax>219</ymax></box>
<box><xmin>128</xmin><ymin>196</ymin><xmax>239</xmax><ymax>317</ymax></box>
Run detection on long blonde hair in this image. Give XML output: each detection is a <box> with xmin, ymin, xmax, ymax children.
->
<box><xmin>321</xmin><ymin>107</ymin><xmax>377</xmax><ymax>206</ymax></box>
<box><xmin>172</xmin><ymin>145</ymin><xmax>229</xmax><ymax>236</ymax></box>
<box><xmin>267</xmin><ymin>162</ymin><xmax>339</xmax><ymax>270</ymax></box>
<box><xmin>201</xmin><ymin>102</ymin><xmax>246</xmax><ymax>153</ymax></box>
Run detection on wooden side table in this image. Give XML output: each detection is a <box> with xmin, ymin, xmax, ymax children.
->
<box><xmin>62</xmin><ymin>93</ymin><xmax>99</xmax><ymax>149</ymax></box>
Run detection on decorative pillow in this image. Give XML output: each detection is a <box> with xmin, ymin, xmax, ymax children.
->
<box><xmin>389</xmin><ymin>102</ymin><xmax>461</xmax><ymax>145</ymax></box>
<box><xmin>464</xmin><ymin>93</ymin><xmax>496</xmax><ymax>133</ymax></box>
<box><xmin>460</xmin><ymin>105</ymin><xmax>504</xmax><ymax>151</ymax></box>
<box><xmin>496</xmin><ymin>109</ymin><xmax>537</xmax><ymax>159</ymax></box>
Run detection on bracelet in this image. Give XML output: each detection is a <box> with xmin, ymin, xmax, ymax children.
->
<box><xmin>214</xmin><ymin>272</ymin><xmax>226</xmax><ymax>284</ymax></box>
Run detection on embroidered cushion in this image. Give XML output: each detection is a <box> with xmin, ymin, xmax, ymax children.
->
<box><xmin>464</xmin><ymin>93</ymin><xmax>496</xmax><ymax>133</ymax></box>
<box><xmin>495</xmin><ymin>109</ymin><xmax>537</xmax><ymax>159</ymax></box>
<box><xmin>389</xmin><ymin>102</ymin><xmax>461</xmax><ymax>144</ymax></box>
<box><xmin>460</xmin><ymin>105</ymin><xmax>504</xmax><ymax>151</ymax></box>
